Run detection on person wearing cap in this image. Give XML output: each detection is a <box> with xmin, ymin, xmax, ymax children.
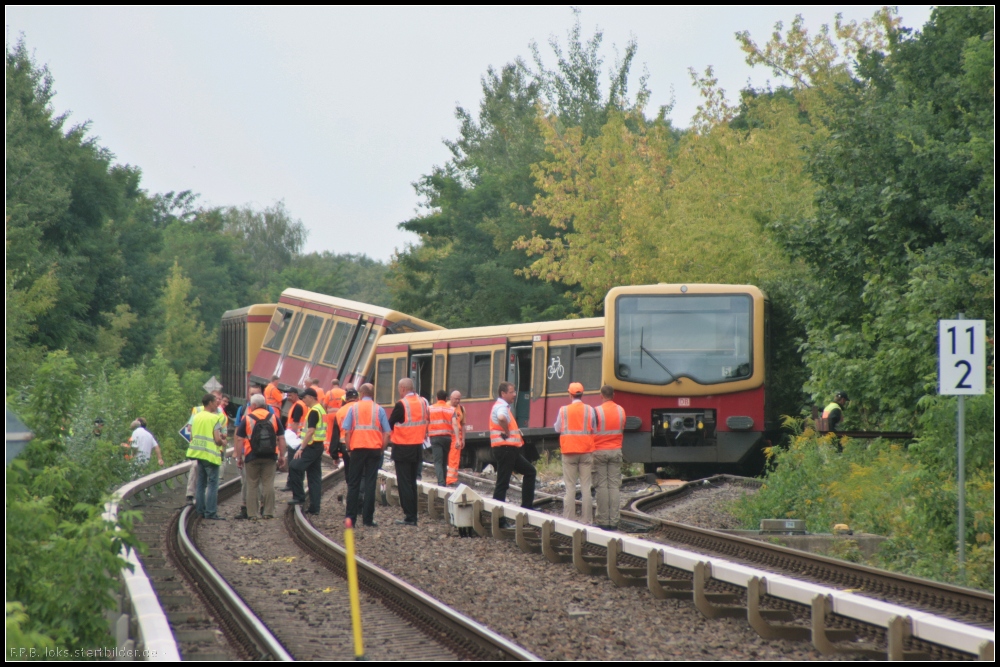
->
<box><xmin>287</xmin><ymin>387</ymin><xmax>326</xmax><ymax>515</ymax></box>
<box><xmin>822</xmin><ymin>391</ymin><xmax>850</xmax><ymax>432</ymax></box>
<box><xmin>554</xmin><ymin>382</ymin><xmax>597</xmax><ymax>524</ymax></box>
<box><xmin>124</xmin><ymin>418</ymin><xmax>165</xmax><ymax>467</ymax></box>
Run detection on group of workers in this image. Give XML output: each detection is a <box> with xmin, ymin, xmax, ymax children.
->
<box><xmin>179</xmin><ymin>371</ymin><xmax>632</xmax><ymax>529</ymax></box>
<box><xmin>490</xmin><ymin>381</ymin><xmax>627</xmax><ymax>531</ymax></box>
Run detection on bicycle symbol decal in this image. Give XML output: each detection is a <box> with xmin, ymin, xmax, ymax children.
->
<box><xmin>547</xmin><ymin>356</ymin><xmax>565</xmax><ymax>380</ymax></box>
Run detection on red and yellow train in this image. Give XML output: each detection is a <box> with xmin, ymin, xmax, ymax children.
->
<box><xmin>221</xmin><ymin>284</ymin><xmax>773</xmax><ymax>474</ymax></box>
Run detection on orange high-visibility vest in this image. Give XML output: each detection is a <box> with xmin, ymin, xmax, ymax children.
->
<box><xmin>390</xmin><ymin>394</ymin><xmax>429</xmax><ymax>445</ymax></box>
<box><xmin>348</xmin><ymin>400</ymin><xmax>384</xmax><ymax>450</ymax></box>
<box><xmin>311</xmin><ymin>385</ymin><xmax>327</xmax><ymax>407</ymax></box>
<box><xmin>264</xmin><ymin>383</ymin><xmax>283</xmax><ymax>411</ymax></box>
<box><xmin>336</xmin><ymin>403</ymin><xmax>353</xmax><ymax>444</ymax></box>
<box><xmin>594</xmin><ymin>401</ymin><xmax>626</xmax><ymax>451</ymax></box>
<box><xmin>242</xmin><ymin>409</ymin><xmax>281</xmax><ymax>457</ymax></box>
<box><xmin>428</xmin><ymin>401</ymin><xmax>456</xmax><ymax>437</ymax></box>
<box><xmin>489</xmin><ymin>399</ymin><xmax>523</xmax><ymax>448</ymax></box>
<box><xmin>286</xmin><ymin>399</ymin><xmax>307</xmax><ymax>431</ymax></box>
<box><xmin>327</xmin><ymin>387</ymin><xmax>346</xmax><ymax>411</ymax></box>
<box><xmin>556</xmin><ymin>402</ymin><xmax>596</xmax><ymax>454</ymax></box>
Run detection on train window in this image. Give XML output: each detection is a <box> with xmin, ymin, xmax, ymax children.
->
<box><xmin>352</xmin><ymin>328</ymin><xmax>380</xmax><ymax>379</ymax></box>
<box><xmin>546</xmin><ymin>345</ymin><xmax>571</xmax><ymax>395</ymax></box>
<box><xmin>532</xmin><ymin>347</ymin><xmax>546</xmax><ymax>399</ymax></box>
<box><xmin>572</xmin><ymin>344</ymin><xmax>602</xmax><ymax>390</ymax></box>
<box><xmin>394</xmin><ymin>357</ymin><xmax>407</xmax><ymax>394</ymax></box>
<box><xmin>447</xmin><ymin>353</ymin><xmax>470</xmax><ymax>396</ymax></box>
<box><xmin>312</xmin><ymin>319</ymin><xmax>333</xmax><ymax>362</ymax></box>
<box><xmin>292</xmin><ymin>315</ymin><xmax>323</xmax><ymax>358</ymax></box>
<box><xmin>322</xmin><ymin>321</ymin><xmax>353</xmax><ymax>368</ymax></box>
<box><xmin>342</xmin><ymin>323</ymin><xmax>371</xmax><ymax>376</ymax></box>
<box><xmin>262</xmin><ymin>308</ymin><xmax>293</xmax><ymax>350</ymax></box>
<box><xmin>433</xmin><ymin>354</ymin><xmax>445</xmax><ymax>393</ymax></box>
<box><xmin>615</xmin><ymin>294</ymin><xmax>753</xmax><ymax>385</ymax></box>
<box><xmin>492</xmin><ymin>350</ymin><xmax>505</xmax><ymax>398</ymax></box>
<box><xmin>470</xmin><ymin>353</ymin><xmax>491</xmax><ymax>398</ymax></box>
<box><xmin>376</xmin><ymin>359</ymin><xmax>394</xmax><ymax>404</ymax></box>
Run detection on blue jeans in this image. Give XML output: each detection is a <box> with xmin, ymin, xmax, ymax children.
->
<box><xmin>196</xmin><ymin>460</ymin><xmax>221</xmax><ymax>518</ymax></box>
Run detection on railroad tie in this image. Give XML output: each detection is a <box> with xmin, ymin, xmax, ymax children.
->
<box><xmin>645</xmin><ymin>550</ymin><xmax>693</xmax><ymax>600</ymax></box>
<box><xmin>541</xmin><ymin>521</ymin><xmax>573</xmax><ymax>564</ymax></box>
<box><xmin>746</xmin><ymin>576</ymin><xmax>809</xmax><ymax>640</ymax></box>
<box><xmin>606</xmin><ymin>539</ymin><xmax>646</xmax><ymax>588</ymax></box>
<box><xmin>514</xmin><ymin>513</ymin><xmax>541</xmax><ymax>554</ymax></box>
<box><xmin>692</xmin><ymin>562</ymin><xmax>744</xmax><ymax>619</ymax></box>
<box><xmin>572</xmin><ymin>530</ymin><xmax>606</xmax><ymax>576</ymax></box>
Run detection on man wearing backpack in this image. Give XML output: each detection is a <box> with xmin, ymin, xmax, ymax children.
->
<box><xmin>235</xmin><ymin>394</ymin><xmax>287</xmax><ymax>519</ymax></box>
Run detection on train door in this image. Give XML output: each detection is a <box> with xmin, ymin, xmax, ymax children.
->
<box><xmin>529</xmin><ymin>337</ymin><xmax>548</xmax><ymax>429</ymax></box>
<box><xmin>409</xmin><ymin>352</ymin><xmax>433</xmax><ymax>401</ymax></box>
<box><xmin>508</xmin><ymin>346</ymin><xmax>533</xmax><ymax>425</ymax></box>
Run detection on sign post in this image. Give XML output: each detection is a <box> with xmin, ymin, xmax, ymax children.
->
<box><xmin>938</xmin><ymin>315</ymin><xmax>986</xmax><ymax>578</ymax></box>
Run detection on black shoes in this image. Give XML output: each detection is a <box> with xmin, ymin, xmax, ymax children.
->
<box><xmin>363</xmin><ymin>522</ymin><xmax>378</xmax><ymax>528</ymax></box>
<box><xmin>234</xmin><ymin>507</ymin><xmax>249</xmax><ymax>520</ymax></box>
<box><xmin>304</xmin><ymin>509</ymin><xmax>320</xmax><ymax>515</ymax></box>
<box><xmin>394</xmin><ymin>519</ymin><xmax>418</xmax><ymax>526</ymax></box>
<box><xmin>287</xmin><ymin>499</ymin><xmax>304</xmax><ymax>505</ymax></box>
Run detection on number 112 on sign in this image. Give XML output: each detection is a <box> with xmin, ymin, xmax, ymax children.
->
<box><xmin>938</xmin><ymin>320</ymin><xmax>986</xmax><ymax>395</ymax></box>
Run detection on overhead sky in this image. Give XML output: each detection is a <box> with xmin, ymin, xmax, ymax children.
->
<box><xmin>6</xmin><ymin>6</ymin><xmax>932</xmax><ymax>260</ymax></box>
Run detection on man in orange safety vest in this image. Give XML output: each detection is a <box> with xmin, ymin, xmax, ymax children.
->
<box><xmin>554</xmin><ymin>382</ymin><xmax>596</xmax><ymax>525</ymax></box>
<box><xmin>593</xmin><ymin>385</ymin><xmax>627</xmax><ymax>530</ymax></box>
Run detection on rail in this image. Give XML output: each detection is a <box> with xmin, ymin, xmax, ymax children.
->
<box><xmin>378</xmin><ymin>470</ymin><xmax>995</xmax><ymax>660</ymax></box>
<box><xmin>105</xmin><ymin>462</ymin><xmax>194</xmax><ymax>661</ymax></box>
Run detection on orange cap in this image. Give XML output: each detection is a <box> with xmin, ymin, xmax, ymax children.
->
<box><xmin>568</xmin><ymin>382</ymin><xmax>584</xmax><ymax>395</ymax></box>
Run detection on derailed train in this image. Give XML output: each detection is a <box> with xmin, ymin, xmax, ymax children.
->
<box><xmin>221</xmin><ymin>284</ymin><xmax>775</xmax><ymax>475</ymax></box>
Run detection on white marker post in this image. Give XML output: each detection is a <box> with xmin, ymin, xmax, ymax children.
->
<box><xmin>938</xmin><ymin>315</ymin><xmax>986</xmax><ymax>577</ymax></box>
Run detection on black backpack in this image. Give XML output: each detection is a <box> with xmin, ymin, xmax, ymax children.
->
<box><xmin>247</xmin><ymin>414</ymin><xmax>278</xmax><ymax>457</ymax></box>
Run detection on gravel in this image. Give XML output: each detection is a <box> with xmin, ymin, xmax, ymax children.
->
<box><xmin>308</xmin><ymin>475</ymin><xmax>859</xmax><ymax>661</ymax></box>
<box><xmin>644</xmin><ymin>482</ymin><xmax>758</xmax><ymax>530</ymax></box>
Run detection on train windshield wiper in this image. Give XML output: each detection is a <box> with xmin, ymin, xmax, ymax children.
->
<box><xmin>639</xmin><ymin>328</ymin><xmax>677</xmax><ymax>383</ymax></box>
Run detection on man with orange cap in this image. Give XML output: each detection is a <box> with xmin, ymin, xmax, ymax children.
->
<box><xmin>554</xmin><ymin>382</ymin><xmax>596</xmax><ymax>524</ymax></box>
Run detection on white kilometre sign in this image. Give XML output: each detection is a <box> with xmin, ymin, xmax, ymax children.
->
<box><xmin>938</xmin><ymin>319</ymin><xmax>986</xmax><ymax>395</ymax></box>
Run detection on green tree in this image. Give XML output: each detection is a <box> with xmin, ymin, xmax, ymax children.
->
<box><xmin>392</xmin><ymin>13</ymin><xmax>648</xmax><ymax>326</ymax></box>
<box><xmin>158</xmin><ymin>261</ymin><xmax>211</xmax><ymax>375</ymax></box>
<box><xmin>221</xmin><ymin>201</ymin><xmax>307</xmax><ymax>292</ymax></box>
<box><xmin>761</xmin><ymin>7</ymin><xmax>994</xmax><ymax>426</ymax></box>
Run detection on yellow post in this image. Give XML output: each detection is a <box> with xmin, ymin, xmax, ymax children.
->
<box><xmin>344</xmin><ymin>518</ymin><xmax>365</xmax><ymax>659</ymax></box>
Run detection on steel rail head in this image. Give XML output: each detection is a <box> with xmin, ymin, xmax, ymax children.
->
<box><xmin>176</xmin><ymin>505</ymin><xmax>293</xmax><ymax>661</ymax></box>
<box><xmin>290</xmin><ymin>503</ymin><xmax>541</xmax><ymax>661</ymax></box>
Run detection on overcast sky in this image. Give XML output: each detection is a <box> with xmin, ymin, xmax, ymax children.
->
<box><xmin>6</xmin><ymin>6</ymin><xmax>932</xmax><ymax>261</ymax></box>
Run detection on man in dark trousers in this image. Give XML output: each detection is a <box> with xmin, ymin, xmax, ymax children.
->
<box><xmin>287</xmin><ymin>388</ymin><xmax>326</xmax><ymax>515</ymax></box>
<box><xmin>341</xmin><ymin>383</ymin><xmax>390</xmax><ymax>528</ymax></box>
<box><xmin>388</xmin><ymin>377</ymin><xmax>429</xmax><ymax>526</ymax></box>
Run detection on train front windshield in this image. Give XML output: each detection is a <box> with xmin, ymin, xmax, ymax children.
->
<box><xmin>615</xmin><ymin>294</ymin><xmax>752</xmax><ymax>385</ymax></box>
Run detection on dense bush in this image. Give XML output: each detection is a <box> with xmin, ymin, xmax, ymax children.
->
<box><xmin>732</xmin><ymin>391</ymin><xmax>994</xmax><ymax>590</ymax></box>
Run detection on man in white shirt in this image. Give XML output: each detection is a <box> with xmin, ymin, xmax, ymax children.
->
<box><xmin>126</xmin><ymin>418</ymin><xmax>164</xmax><ymax>466</ymax></box>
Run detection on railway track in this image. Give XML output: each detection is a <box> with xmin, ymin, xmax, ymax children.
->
<box><xmin>178</xmin><ymin>463</ymin><xmax>535</xmax><ymax>660</ymax></box>
<box><xmin>389</xmin><ymin>466</ymin><xmax>993</xmax><ymax>661</ymax></box>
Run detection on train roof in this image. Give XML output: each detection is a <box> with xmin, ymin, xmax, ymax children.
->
<box><xmin>279</xmin><ymin>288</ymin><xmax>442</xmax><ymax>332</ymax></box>
<box><xmin>378</xmin><ymin>317</ymin><xmax>605</xmax><ymax>347</ymax></box>
<box><xmin>222</xmin><ymin>303</ymin><xmax>276</xmax><ymax>320</ymax></box>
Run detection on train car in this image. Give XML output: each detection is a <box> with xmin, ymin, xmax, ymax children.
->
<box><xmin>220</xmin><ymin>304</ymin><xmax>277</xmax><ymax>405</ymax></box>
<box><xmin>373</xmin><ymin>317</ymin><xmax>606</xmax><ymax>467</ymax></box>
<box><xmin>604</xmin><ymin>284</ymin><xmax>772</xmax><ymax>472</ymax></box>
<box><xmin>246</xmin><ymin>289</ymin><xmax>441</xmax><ymax>396</ymax></box>
<box><xmin>373</xmin><ymin>283</ymin><xmax>772</xmax><ymax>473</ymax></box>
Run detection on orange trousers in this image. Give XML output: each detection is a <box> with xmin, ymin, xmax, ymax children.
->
<box><xmin>446</xmin><ymin>443</ymin><xmax>461</xmax><ymax>485</ymax></box>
